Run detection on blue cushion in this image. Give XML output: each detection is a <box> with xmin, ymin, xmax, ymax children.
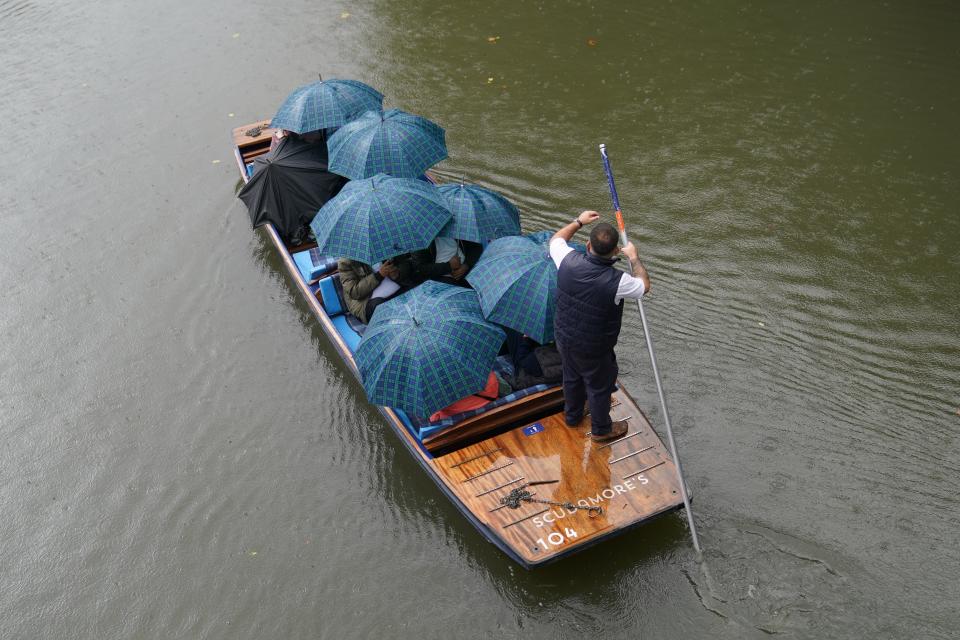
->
<box><xmin>293</xmin><ymin>249</ymin><xmax>337</xmax><ymax>282</ymax></box>
<box><xmin>331</xmin><ymin>314</ymin><xmax>362</xmax><ymax>352</ymax></box>
<box><xmin>318</xmin><ymin>276</ymin><xmax>343</xmax><ymax>316</ymax></box>
<box><xmin>345</xmin><ymin>314</ymin><xmax>366</xmax><ymax>335</ymax></box>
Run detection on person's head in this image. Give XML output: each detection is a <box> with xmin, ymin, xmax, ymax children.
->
<box><xmin>587</xmin><ymin>223</ymin><xmax>619</xmax><ymax>258</ymax></box>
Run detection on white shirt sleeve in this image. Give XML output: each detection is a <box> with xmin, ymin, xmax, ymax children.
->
<box><xmin>549</xmin><ymin>237</ymin><xmax>575</xmax><ymax>268</ymax></box>
<box><xmin>615</xmin><ymin>272</ymin><xmax>646</xmax><ymax>303</ymax></box>
<box><xmin>433</xmin><ymin>237</ymin><xmax>464</xmax><ymax>263</ymax></box>
<box><xmin>551</xmin><ymin>236</ymin><xmax>645</xmax><ymax>301</ymax></box>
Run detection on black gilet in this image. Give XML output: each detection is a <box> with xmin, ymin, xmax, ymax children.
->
<box><xmin>554</xmin><ymin>250</ymin><xmax>624</xmax><ymax>351</ymax></box>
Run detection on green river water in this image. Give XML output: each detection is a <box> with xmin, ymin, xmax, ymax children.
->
<box><xmin>1</xmin><ymin>1</ymin><xmax>958</xmax><ymax>637</ymax></box>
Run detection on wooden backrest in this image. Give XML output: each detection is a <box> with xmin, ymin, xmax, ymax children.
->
<box><xmin>233</xmin><ymin>120</ymin><xmax>274</xmax><ymax>163</ymax></box>
<box><xmin>422</xmin><ymin>386</ymin><xmax>565</xmax><ymax>454</ymax></box>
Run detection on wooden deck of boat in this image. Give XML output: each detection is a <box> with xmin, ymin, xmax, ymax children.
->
<box><xmin>430</xmin><ymin>388</ymin><xmax>685</xmax><ymax>566</ymax></box>
<box><xmin>233</xmin><ymin>119</ymin><xmax>274</xmax><ymax>165</ymax></box>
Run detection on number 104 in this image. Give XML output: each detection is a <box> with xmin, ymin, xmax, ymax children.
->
<box><xmin>536</xmin><ymin>528</ymin><xmax>578</xmax><ymax>550</ymax></box>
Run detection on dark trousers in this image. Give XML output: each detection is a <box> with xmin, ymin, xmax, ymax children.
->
<box><xmin>504</xmin><ymin>327</ymin><xmax>544</xmax><ymax>377</ymax></box>
<box><xmin>365</xmin><ymin>296</ymin><xmax>389</xmax><ymax>321</ymax></box>
<box><xmin>556</xmin><ymin>340</ymin><xmax>618</xmax><ymax>435</ymax></box>
<box><xmin>364</xmin><ymin>285</ymin><xmax>410</xmax><ymax>322</ymax></box>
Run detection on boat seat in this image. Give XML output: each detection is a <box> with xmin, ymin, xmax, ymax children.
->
<box><xmin>317</xmin><ymin>273</ymin><xmax>366</xmax><ymax>353</ymax></box>
<box><xmin>330</xmin><ymin>315</ymin><xmax>363</xmax><ymax>352</ymax></box>
<box><xmin>411</xmin><ymin>382</ymin><xmax>555</xmax><ymax>440</ymax></box>
<box><xmin>293</xmin><ymin>248</ymin><xmax>338</xmax><ymax>282</ymax></box>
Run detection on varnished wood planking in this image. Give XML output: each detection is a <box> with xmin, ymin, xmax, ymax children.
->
<box><xmin>431</xmin><ymin>390</ymin><xmax>685</xmax><ymax>564</ymax></box>
<box><xmin>232</xmin><ymin>120</ymin><xmax>273</xmax><ymax>149</ymax></box>
<box><xmin>232</xmin><ymin>120</ymin><xmax>273</xmax><ymax>167</ymax></box>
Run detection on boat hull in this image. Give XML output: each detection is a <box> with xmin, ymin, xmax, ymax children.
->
<box><xmin>231</xmin><ymin>121</ymin><xmax>687</xmax><ymax>567</ymax></box>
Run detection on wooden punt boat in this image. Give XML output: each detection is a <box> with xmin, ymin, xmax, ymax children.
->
<box><xmin>231</xmin><ymin>121</ymin><xmax>687</xmax><ymax>568</ymax></box>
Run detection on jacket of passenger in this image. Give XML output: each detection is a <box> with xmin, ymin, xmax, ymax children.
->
<box><xmin>337</xmin><ymin>259</ymin><xmax>380</xmax><ymax>323</ymax></box>
<box><xmin>508</xmin><ymin>343</ymin><xmax>564</xmax><ymax>391</ymax></box>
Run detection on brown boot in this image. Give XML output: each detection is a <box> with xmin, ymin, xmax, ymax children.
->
<box><xmin>590</xmin><ymin>419</ymin><xmax>629</xmax><ymax>442</ymax></box>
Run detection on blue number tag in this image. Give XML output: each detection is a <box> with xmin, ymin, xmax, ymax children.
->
<box><xmin>523</xmin><ymin>423</ymin><xmax>544</xmax><ymax>436</ymax></box>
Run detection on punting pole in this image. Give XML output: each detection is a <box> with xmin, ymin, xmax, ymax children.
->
<box><xmin>599</xmin><ymin>143</ymin><xmax>702</xmax><ymax>555</ymax></box>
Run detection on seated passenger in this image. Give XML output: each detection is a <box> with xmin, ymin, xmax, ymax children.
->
<box><xmin>337</xmin><ymin>258</ymin><xmax>408</xmax><ymax>323</ymax></box>
<box><xmin>269</xmin><ymin>129</ymin><xmax>298</xmax><ymax>152</ymax></box>
<box><xmin>429</xmin><ymin>372</ymin><xmax>510</xmax><ymax>422</ymax></box>
<box><xmin>380</xmin><ymin>252</ymin><xmax>420</xmax><ymax>289</ymax></box>
<box><xmin>412</xmin><ymin>238</ymin><xmax>483</xmax><ymax>286</ymax></box>
<box><xmin>503</xmin><ymin>328</ymin><xmax>563</xmax><ymax>391</ymax></box>
<box><xmin>300</xmin><ymin>129</ymin><xmax>328</xmax><ymax>145</ymax></box>
<box><xmin>272</xmin><ymin>128</ymin><xmax>328</xmax><ymax>151</ymax></box>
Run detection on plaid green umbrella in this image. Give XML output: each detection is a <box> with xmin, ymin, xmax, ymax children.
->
<box><xmin>465</xmin><ymin>231</ymin><xmax>583</xmax><ymax>344</ymax></box>
<box><xmin>436</xmin><ymin>183</ymin><xmax>521</xmax><ymax>246</ymax></box>
<box><xmin>327</xmin><ymin>108</ymin><xmax>447</xmax><ymax>179</ymax></box>
<box><xmin>310</xmin><ymin>173</ymin><xmax>451</xmax><ymax>264</ymax></box>
<box><xmin>271</xmin><ymin>79</ymin><xmax>383</xmax><ymax>134</ymax></box>
<box><xmin>355</xmin><ymin>281</ymin><xmax>505</xmax><ymax>417</ymax></box>
<box><xmin>525</xmin><ymin>229</ymin><xmax>586</xmax><ymax>253</ymax></box>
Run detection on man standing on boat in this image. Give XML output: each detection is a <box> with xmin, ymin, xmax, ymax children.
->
<box><xmin>550</xmin><ymin>211</ymin><xmax>650</xmax><ymax>442</ymax></box>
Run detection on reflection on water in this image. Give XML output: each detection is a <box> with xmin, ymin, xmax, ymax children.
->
<box><xmin>1</xmin><ymin>0</ymin><xmax>958</xmax><ymax>637</ymax></box>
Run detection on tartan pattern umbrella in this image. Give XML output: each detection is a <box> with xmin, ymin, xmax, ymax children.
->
<box><xmin>271</xmin><ymin>79</ymin><xmax>383</xmax><ymax>134</ymax></box>
<box><xmin>525</xmin><ymin>229</ymin><xmax>587</xmax><ymax>254</ymax></box>
<box><xmin>523</xmin><ymin>230</ymin><xmax>553</xmax><ymax>246</ymax></box>
<box><xmin>309</xmin><ymin>174</ymin><xmax>451</xmax><ymax>264</ymax></box>
<box><xmin>524</xmin><ymin>228</ymin><xmax>587</xmax><ymax>254</ymax></box>
<box><xmin>327</xmin><ymin>108</ymin><xmax>447</xmax><ymax>179</ymax></box>
<box><xmin>436</xmin><ymin>183</ymin><xmax>521</xmax><ymax>246</ymax></box>
<box><xmin>355</xmin><ymin>281</ymin><xmax>506</xmax><ymax>417</ymax></box>
<box><xmin>466</xmin><ymin>232</ymin><xmax>576</xmax><ymax>344</ymax></box>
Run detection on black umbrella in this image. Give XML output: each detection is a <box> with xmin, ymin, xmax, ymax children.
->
<box><xmin>238</xmin><ymin>136</ymin><xmax>347</xmax><ymax>244</ymax></box>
